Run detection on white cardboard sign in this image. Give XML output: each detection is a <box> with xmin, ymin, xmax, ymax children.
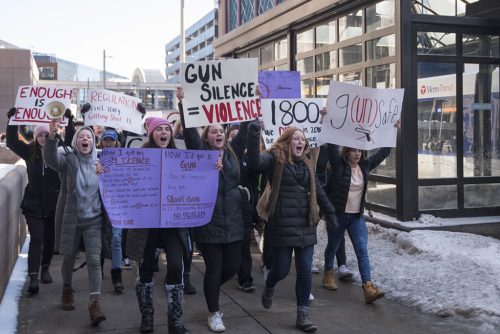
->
<box><xmin>261</xmin><ymin>98</ymin><xmax>323</xmax><ymax>149</ymax></box>
<box><xmin>85</xmin><ymin>89</ymin><xmax>143</xmax><ymax>135</ymax></box>
<box><xmin>319</xmin><ymin>81</ymin><xmax>404</xmax><ymax>150</ymax></box>
<box><xmin>181</xmin><ymin>59</ymin><xmax>261</xmax><ymax>128</ymax></box>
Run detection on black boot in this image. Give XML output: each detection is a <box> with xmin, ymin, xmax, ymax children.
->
<box><xmin>40</xmin><ymin>265</ymin><xmax>53</xmax><ymax>284</ymax></box>
<box><xmin>183</xmin><ymin>273</ymin><xmax>196</xmax><ymax>295</ymax></box>
<box><xmin>27</xmin><ymin>273</ymin><xmax>39</xmax><ymax>294</ymax></box>
<box><xmin>262</xmin><ymin>287</ymin><xmax>274</xmax><ymax>309</ymax></box>
<box><xmin>111</xmin><ymin>268</ymin><xmax>124</xmax><ymax>293</ymax></box>
<box><xmin>136</xmin><ymin>281</ymin><xmax>154</xmax><ymax>333</ymax></box>
<box><xmin>166</xmin><ymin>284</ymin><xmax>190</xmax><ymax>334</ymax></box>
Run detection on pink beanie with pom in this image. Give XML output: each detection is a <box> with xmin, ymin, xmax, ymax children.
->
<box><xmin>145</xmin><ymin>117</ymin><xmax>171</xmax><ymax>136</ymax></box>
<box><xmin>34</xmin><ymin>124</ymin><xmax>50</xmax><ymax>139</ymax></box>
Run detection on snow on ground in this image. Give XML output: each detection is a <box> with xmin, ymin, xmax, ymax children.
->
<box><xmin>313</xmin><ymin>220</ymin><xmax>500</xmax><ymax>333</ymax></box>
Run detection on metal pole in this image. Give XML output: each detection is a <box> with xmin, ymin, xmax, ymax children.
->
<box><xmin>180</xmin><ymin>0</ymin><xmax>185</xmax><ymax>63</ymax></box>
<box><xmin>103</xmin><ymin>49</ymin><xmax>106</xmax><ymax>89</ymax></box>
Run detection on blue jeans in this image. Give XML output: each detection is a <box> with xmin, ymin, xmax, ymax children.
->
<box><xmin>324</xmin><ymin>213</ymin><xmax>372</xmax><ymax>283</ymax></box>
<box><xmin>266</xmin><ymin>245</ymin><xmax>313</xmax><ymax>307</ymax></box>
<box><xmin>111</xmin><ymin>227</ymin><xmax>122</xmax><ymax>269</ymax></box>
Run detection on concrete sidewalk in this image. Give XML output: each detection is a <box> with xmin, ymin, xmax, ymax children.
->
<box><xmin>17</xmin><ymin>248</ymin><xmax>482</xmax><ymax>334</ymax></box>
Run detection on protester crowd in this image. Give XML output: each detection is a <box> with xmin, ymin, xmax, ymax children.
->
<box><xmin>5</xmin><ymin>85</ymin><xmax>399</xmax><ymax>334</ymax></box>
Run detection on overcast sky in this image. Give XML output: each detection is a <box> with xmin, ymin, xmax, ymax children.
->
<box><xmin>0</xmin><ymin>0</ymin><xmax>217</xmax><ymax>78</ymax></box>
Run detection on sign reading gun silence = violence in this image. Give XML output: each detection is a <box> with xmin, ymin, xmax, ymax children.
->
<box><xmin>98</xmin><ymin>148</ymin><xmax>219</xmax><ymax>228</ymax></box>
<box><xmin>261</xmin><ymin>98</ymin><xmax>324</xmax><ymax>149</ymax></box>
<box><xmin>9</xmin><ymin>85</ymin><xmax>71</xmax><ymax>126</ymax></box>
<box><xmin>181</xmin><ymin>58</ymin><xmax>262</xmax><ymax>128</ymax></box>
<box><xmin>319</xmin><ymin>81</ymin><xmax>404</xmax><ymax>150</ymax></box>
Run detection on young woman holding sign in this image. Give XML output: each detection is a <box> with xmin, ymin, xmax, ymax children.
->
<box><xmin>246</xmin><ymin>121</ymin><xmax>336</xmax><ymax>333</ymax></box>
<box><xmin>177</xmin><ymin>87</ymin><xmax>248</xmax><ymax>333</ymax></box>
<box><xmin>125</xmin><ymin>117</ymin><xmax>191</xmax><ymax>334</ymax></box>
<box><xmin>322</xmin><ymin>120</ymin><xmax>399</xmax><ymax>304</ymax></box>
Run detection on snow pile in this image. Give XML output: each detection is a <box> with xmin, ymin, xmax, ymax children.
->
<box><xmin>417</xmin><ymin>213</ymin><xmax>445</xmax><ymax>226</ymax></box>
<box><xmin>313</xmin><ymin>221</ymin><xmax>500</xmax><ymax>332</ymax></box>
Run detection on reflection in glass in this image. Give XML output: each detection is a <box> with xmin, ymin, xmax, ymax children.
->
<box><xmin>316</xmin><ymin>21</ymin><xmax>336</xmax><ymax>48</ymax></box>
<box><xmin>258</xmin><ymin>0</ymin><xmax>274</xmax><ymax>14</ymax></box>
<box><xmin>366</xmin><ymin>63</ymin><xmax>396</xmax><ymax>89</ymax></box>
<box><xmin>339</xmin><ymin>10</ymin><xmax>362</xmax><ymax>41</ymax></box>
<box><xmin>260</xmin><ymin>45</ymin><xmax>273</xmax><ymax>65</ymax></box>
<box><xmin>297</xmin><ymin>57</ymin><xmax>314</xmax><ymax>74</ymax></box>
<box><xmin>412</xmin><ymin>0</ymin><xmax>479</xmax><ymax>17</ymax></box>
<box><xmin>418</xmin><ymin>185</ymin><xmax>457</xmax><ymax>210</ymax></box>
<box><xmin>463</xmin><ymin>64</ymin><xmax>500</xmax><ymax>177</ymax></box>
<box><xmin>315</xmin><ymin>51</ymin><xmax>335</xmax><ymax>71</ymax></box>
<box><xmin>339</xmin><ymin>44</ymin><xmax>363</xmax><ymax>66</ymax></box>
<box><xmin>463</xmin><ymin>35</ymin><xmax>500</xmax><ymax>58</ymax></box>
<box><xmin>366</xmin><ymin>181</ymin><xmax>396</xmax><ymax>209</ymax></box>
<box><xmin>301</xmin><ymin>79</ymin><xmax>314</xmax><ymax>98</ymax></box>
<box><xmin>465</xmin><ymin>184</ymin><xmax>500</xmax><ymax>208</ymax></box>
<box><xmin>240</xmin><ymin>0</ymin><xmax>255</xmax><ymax>24</ymax></box>
<box><xmin>339</xmin><ymin>71</ymin><xmax>362</xmax><ymax>86</ymax></box>
<box><xmin>275</xmin><ymin>39</ymin><xmax>288</xmax><ymax>60</ymax></box>
<box><xmin>297</xmin><ymin>29</ymin><xmax>314</xmax><ymax>53</ymax></box>
<box><xmin>366</xmin><ymin>34</ymin><xmax>395</xmax><ymax>60</ymax></box>
<box><xmin>366</xmin><ymin>0</ymin><xmax>395</xmax><ymax>32</ymax></box>
<box><xmin>275</xmin><ymin>63</ymin><xmax>289</xmax><ymax>70</ymax></box>
<box><xmin>315</xmin><ymin>75</ymin><xmax>333</xmax><ymax>98</ymax></box>
<box><xmin>229</xmin><ymin>0</ymin><xmax>238</xmax><ymax>31</ymax></box>
<box><xmin>417</xmin><ymin>32</ymin><xmax>456</xmax><ymax>55</ymax></box>
<box><xmin>417</xmin><ymin>62</ymin><xmax>457</xmax><ymax>179</ymax></box>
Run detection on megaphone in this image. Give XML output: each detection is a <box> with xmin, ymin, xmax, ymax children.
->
<box><xmin>45</xmin><ymin>101</ymin><xmax>66</xmax><ymax>119</ymax></box>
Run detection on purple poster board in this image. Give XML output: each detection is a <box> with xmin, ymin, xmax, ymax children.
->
<box><xmin>258</xmin><ymin>71</ymin><xmax>301</xmax><ymax>99</ymax></box>
<box><xmin>99</xmin><ymin>148</ymin><xmax>219</xmax><ymax>228</ymax></box>
<box><xmin>160</xmin><ymin>149</ymin><xmax>219</xmax><ymax>227</ymax></box>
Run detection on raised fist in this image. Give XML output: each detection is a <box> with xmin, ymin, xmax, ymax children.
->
<box><xmin>7</xmin><ymin>107</ymin><xmax>16</xmax><ymax>119</ymax></box>
<box><xmin>81</xmin><ymin>103</ymin><xmax>91</xmax><ymax>114</ymax></box>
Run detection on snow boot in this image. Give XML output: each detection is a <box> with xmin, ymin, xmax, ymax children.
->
<box><xmin>40</xmin><ymin>265</ymin><xmax>53</xmax><ymax>284</ymax></box>
<box><xmin>111</xmin><ymin>268</ymin><xmax>124</xmax><ymax>293</ymax></box>
<box><xmin>88</xmin><ymin>299</ymin><xmax>106</xmax><ymax>326</ymax></box>
<box><xmin>322</xmin><ymin>269</ymin><xmax>337</xmax><ymax>290</ymax></box>
<box><xmin>362</xmin><ymin>281</ymin><xmax>385</xmax><ymax>304</ymax></box>
<box><xmin>296</xmin><ymin>306</ymin><xmax>317</xmax><ymax>332</ymax></box>
<box><xmin>166</xmin><ymin>284</ymin><xmax>191</xmax><ymax>334</ymax></box>
<box><xmin>27</xmin><ymin>273</ymin><xmax>39</xmax><ymax>294</ymax></box>
<box><xmin>61</xmin><ymin>286</ymin><xmax>75</xmax><ymax>310</ymax></box>
<box><xmin>136</xmin><ymin>281</ymin><xmax>154</xmax><ymax>333</ymax></box>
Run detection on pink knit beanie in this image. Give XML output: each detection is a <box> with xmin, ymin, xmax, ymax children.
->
<box><xmin>145</xmin><ymin>117</ymin><xmax>171</xmax><ymax>136</ymax></box>
<box><xmin>34</xmin><ymin>124</ymin><xmax>50</xmax><ymax>139</ymax></box>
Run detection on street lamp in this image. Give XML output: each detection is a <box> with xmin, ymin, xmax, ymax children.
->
<box><xmin>103</xmin><ymin>50</ymin><xmax>114</xmax><ymax>89</ymax></box>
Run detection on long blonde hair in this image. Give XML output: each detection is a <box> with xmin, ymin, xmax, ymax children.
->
<box><xmin>270</xmin><ymin>127</ymin><xmax>309</xmax><ymax>164</ymax></box>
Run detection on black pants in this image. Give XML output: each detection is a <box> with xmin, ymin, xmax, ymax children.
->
<box><xmin>26</xmin><ymin>216</ymin><xmax>55</xmax><ymax>274</ymax></box>
<box><xmin>237</xmin><ymin>227</ymin><xmax>254</xmax><ymax>285</ymax></box>
<box><xmin>183</xmin><ymin>229</ymin><xmax>193</xmax><ymax>274</ymax></box>
<box><xmin>121</xmin><ymin>229</ymin><xmax>128</xmax><ymax>259</ymax></box>
<box><xmin>139</xmin><ymin>229</ymin><xmax>184</xmax><ymax>285</ymax></box>
<box><xmin>198</xmin><ymin>241</ymin><xmax>242</xmax><ymax>312</ymax></box>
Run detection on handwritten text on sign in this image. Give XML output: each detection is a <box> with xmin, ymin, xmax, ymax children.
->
<box><xmin>258</xmin><ymin>71</ymin><xmax>301</xmax><ymax>99</ymax></box>
<box><xmin>85</xmin><ymin>89</ymin><xmax>143</xmax><ymax>134</ymax></box>
<box><xmin>319</xmin><ymin>81</ymin><xmax>404</xmax><ymax>150</ymax></box>
<box><xmin>181</xmin><ymin>59</ymin><xmax>261</xmax><ymax>128</ymax></box>
<box><xmin>261</xmin><ymin>98</ymin><xmax>323</xmax><ymax>149</ymax></box>
<box><xmin>10</xmin><ymin>86</ymin><xmax>71</xmax><ymax>126</ymax></box>
<box><xmin>98</xmin><ymin>148</ymin><xmax>219</xmax><ymax>228</ymax></box>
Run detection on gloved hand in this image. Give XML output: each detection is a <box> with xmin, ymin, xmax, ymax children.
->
<box><xmin>80</xmin><ymin>103</ymin><xmax>91</xmax><ymax>115</ymax></box>
<box><xmin>248</xmin><ymin>120</ymin><xmax>261</xmax><ymax>137</ymax></box>
<box><xmin>7</xmin><ymin>107</ymin><xmax>16</xmax><ymax>119</ymax></box>
<box><xmin>136</xmin><ymin>103</ymin><xmax>146</xmax><ymax>118</ymax></box>
<box><xmin>64</xmin><ymin>108</ymin><xmax>73</xmax><ymax>119</ymax></box>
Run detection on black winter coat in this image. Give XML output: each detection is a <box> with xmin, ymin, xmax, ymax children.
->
<box><xmin>327</xmin><ymin>144</ymin><xmax>391</xmax><ymax>215</ymax></box>
<box><xmin>247</xmin><ymin>123</ymin><xmax>335</xmax><ymax>248</ymax></box>
<box><xmin>6</xmin><ymin>125</ymin><xmax>60</xmax><ymax>218</ymax></box>
<box><xmin>181</xmin><ymin>105</ymin><xmax>246</xmax><ymax>245</ymax></box>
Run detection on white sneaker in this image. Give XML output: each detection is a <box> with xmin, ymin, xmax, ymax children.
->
<box><xmin>338</xmin><ymin>265</ymin><xmax>353</xmax><ymax>280</ymax></box>
<box><xmin>121</xmin><ymin>257</ymin><xmax>132</xmax><ymax>270</ymax></box>
<box><xmin>311</xmin><ymin>263</ymin><xmax>320</xmax><ymax>274</ymax></box>
<box><xmin>309</xmin><ymin>293</ymin><xmax>314</xmax><ymax>301</ymax></box>
<box><xmin>208</xmin><ymin>311</ymin><xmax>226</xmax><ymax>332</ymax></box>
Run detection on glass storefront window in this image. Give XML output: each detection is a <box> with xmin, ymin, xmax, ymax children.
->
<box><xmin>297</xmin><ymin>56</ymin><xmax>314</xmax><ymax>74</ymax></box>
<box><xmin>339</xmin><ymin>10</ymin><xmax>362</xmax><ymax>41</ymax></box>
<box><xmin>366</xmin><ymin>181</ymin><xmax>396</xmax><ymax>209</ymax></box>
<box><xmin>316</xmin><ymin>21</ymin><xmax>336</xmax><ymax>48</ymax></box>
<box><xmin>315</xmin><ymin>75</ymin><xmax>333</xmax><ymax>98</ymax></box>
<box><xmin>275</xmin><ymin>63</ymin><xmax>289</xmax><ymax>70</ymax></box>
<box><xmin>366</xmin><ymin>0</ymin><xmax>395</xmax><ymax>33</ymax></box>
<box><xmin>339</xmin><ymin>71</ymin><xmax>362</xmax><ymax>85</ymax></box>
<box><xmin>301</xmin><ymin>79</ymin><xmax>314</xmax><ymax>98</ymax></box>
<box><xmin>463</xmin><ymin>35</ymin><xmax>500</xmax><ymax>58</ymax></box>
<box><xmin>366</xmin><ymin>34</ymin><xmax>395</xmax><ymax>61</ymax></box>
<box><xmin>260</xmin><ymin>45</ymin><xmax>273</xmax><ymax>65</ymax></box>
<box><xmin>315</xmin><ymin>51</ymin><xmax>335</xmax><ymax>71</ymax></box>
<box><xmin>418</xmin><ymin>185</ymin><xmax>457</xmax><ymax>210</ymax></box>
<box><xmin>417</xmin><ymin>62</ymin><xmax>457</xmax><ymax>179</ymax></box>
<box><xmin>339</xmin><ymin>44</ymin><xmax>363</xmax><ymax>66</ymax></box>
<box><xmin>297</xmin><ymin>29</ymin><xmax>314</xmax><ymax>54</ymax></box>
<box><xmin>463</xmin><ymin>64</ymin><xmax>500</xmax><ymax>177</ymax></box>
<box><xmin>417</xmin><ymin>32</ymin><xmax>456</xmax><ymax>55</ymax></box>
<box><xmin>412</xmin><ymin>0</ymin><xmax>479</xmax><ymax>17</ymax></box>
<box><xmin>366</xmin><ymin>63</ymin><xmax>396</xmax><ymax>89</ymax></box>
<box><xmin>465</xmin><ymin>184</ymin><xmax>500</xmax><ymax>208</ymax></box>
<box><xmin>275</xmin><ymin>38</ymin><xmax>288</xmax><ymax>60</ymax></box>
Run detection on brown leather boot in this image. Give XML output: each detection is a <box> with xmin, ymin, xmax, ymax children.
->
<box><xmin>61</xmin><ymin>287</ymin><xmax>75</xmax><ymax>310</ymax></box>
<box><xmin>322</xmin><ymin>270</ymin><xmax>337</xmax><ymax>290</ymax></box>
<box><xmin>88</xmin><ymin>299</ymin><xmax>106</xmax><ymax>326</ymax></box>
<box><xmin>362</xmin><ymin>281</ymin><xmax>385</xmax><ymax>304</ymax></box>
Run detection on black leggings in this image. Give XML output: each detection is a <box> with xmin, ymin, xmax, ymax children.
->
<box><xmin>198</xmin><ymin>241</ymin><xmax>242</xmax><ymax>312</ymax></box>
<box><xmin>139</xmin><ymin>229</ymin><xmax>184</xmax><ymax>285</ymax></box>
<box><xmin>26</xmin><ymin>216</ymin><xmax>55</xmax><ymax>274</ymax></box>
